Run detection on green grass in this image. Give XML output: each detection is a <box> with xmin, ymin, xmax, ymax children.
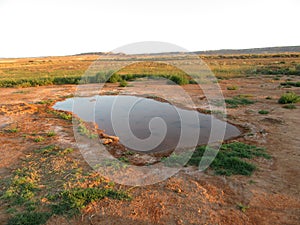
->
<box><xmin>187</xmin><ymin>142</ymin><xmax>270</xmax><ymax>176</ymax></box>
<box><xmin>33</xmin><ymin>136</ymin><xmax>44</xmax><ymax>143</ymax></box>
<box><xmin>169</xmin><ymin>75</ymin><xmax>189</xmax><ymax>85</ymax></box>
<box><xmin>46</xmin><ymin>131</ymin><xmax>56</xmax><ymax>137</ymax></box>
<box><xmin>282</xmin><ymin>104</ymin><xmax>297</xmax><ymax>109</ymax></box>
<box><xmin>225</xmin><ymin>96</ymin><xmax>255</xmax><ymax>108</ymax></box>
<box><xmin>162</xmin><ymin>152</ymin><xmax>192</xmax><ymax>167</ymax></box>
<box><xmin>227</xmin><ymin>85</ymin><xmax>239</xmax><ymax>90</ymax></box>
<box><xmin>119</xmin><ymin>79</ymin><xmax>128</xmax><ymax>87</ymax></box>
<box><xmin>34</xmin><ymin>145</ymin><xmax>73</xmax><ymax>156</ymax></box>
<box><xmin>258</xmin><ymin>110</ymin><xmax>269</xmax><ymax>114</ymax></box>
<box><xmin>280</xmin><ymin>81</ymin><xmax>300</xmax><ymax>87</ymax></box>
<box><xmin>278</xmin><ymin>92</ymin><xmax>300</xmax><ymax>104</ymax></box>
<box><xmin>37</xmin><ymin>99</ymin><xmax>54</xmax><ymax>105</ymax></box>
<box><xmin>77</xmin><ymin>122</ymin><xmax>97</xmax><ymax>139</ymax></box>
<box><xmin>1</xmin><ymin>168</ymin><xmax>39</xmax><ymax>206</ymax></box>
<box><xmin>1</xmin><ymin>54</ymin><xmax>299</xmax><ymax>87</ymax></box>
<box><xmin>50</xmin><ymin>188</ymin><xmax>131</xmax><ymax>216</ymax></box>
<box><xmin>7</xmin><ymin>212</ymin><xmax>51</xmax><ymax>225</ymax></box>
<box><xmin>1</xmin><ymin>143</ymin><xmax>132</xmax><ymax>225</ymax></box>
<box><xmin>237</xmin><ymin>203</ymin><xmax>249</xmax><ymax>213</ymax></box>
<box><xmin>47</xmin><ymin>109</ymin><xmax>72</xmax><ymax>120</ymax></box>
<box><xmin>5</xmin><ymin>127</ymin><xmax>19</xmax><ymax>133</ymax></box>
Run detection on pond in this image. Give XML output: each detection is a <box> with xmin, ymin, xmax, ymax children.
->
<box><xmin>53</xmin><ymin>95</ymin><xmax>241</xmax><ymax>152</ymax></box>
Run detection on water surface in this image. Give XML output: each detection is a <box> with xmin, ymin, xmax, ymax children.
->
<box><xmin>53</xmin><ymin>95</ymin><xmax>241</xmax><ymax>152</ymax></box>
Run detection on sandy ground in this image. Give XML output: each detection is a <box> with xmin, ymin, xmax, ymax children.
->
<box><xmin>0</xmin><ymin>76</ymin><xmax>299</xmax><ymax>224</ymax></box>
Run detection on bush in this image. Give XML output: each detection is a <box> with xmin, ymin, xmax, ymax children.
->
<box><xmin>280</xmin><ymin>81</ymin><xmax>300</xmax><ymax>87</ymax></box>
<box><xmin>108</xmin><ymin>74</ymin><xmax>121</xmax><ymax>83</ymax></box>
<box><xmin>169</xmin><ymin>75</ymin><xmax>189</xmax><ymax>85</ymax></box>
<box><xmin>119</xmin><ymin>80</ymin><xmax>128</xmax><ymax>87</ymax></box>
<box><xmin>278</xmin><ymin>92</ymin><xmax>300</xmax><ymax>104</ymax></box>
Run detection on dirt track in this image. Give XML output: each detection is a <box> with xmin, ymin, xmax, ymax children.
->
<box><xmin>0</xmin><ymin>76</ymin><xmax>299</xmax><ymax>224</ymax></box>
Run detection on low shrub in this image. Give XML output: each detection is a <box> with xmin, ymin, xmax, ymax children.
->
<box><xmin>278</xmin><ymin>92</ymin><xmax>300</xmax><ymax>104</ymax></box>
<box><xmin>258</xmin><ymin>110</ymin><xmax>269</xmax><ymax>114</ymax></box>
<box><xmin>169</xmin><ymin>75</ymin><xmax>189</xmax><ymax>85</ymax></box>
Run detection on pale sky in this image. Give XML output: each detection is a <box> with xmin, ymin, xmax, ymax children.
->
<box><xmin>0</xmin><ymin>0</ymin><xmax>299</xmax><ymax>58</ymax></box>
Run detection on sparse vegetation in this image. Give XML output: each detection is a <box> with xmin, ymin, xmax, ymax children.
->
<box><xmin>1</xmin><ymin>142</ymin><xmax>131</xmax><ymax>225</ymax></box>
<box><xmin>258</xmin><ymin>110</ymin><xmax>269</xmax><ymax>114</ymax></box>
<box><xmin>33</xmin><ymin>136</ymin><xmax>44</xmax><ymax>142</ymax></box>
<box><xmin>187</xmin><ymin>142</ymin><xmax>270</xmax><ymax>176</ymax></box>
<box><xmin>237</xmin><ymin>203</ymin><xmax>249</xmax><ymax>213</ymax></box>
<box><xmin>46</xmin><ymin>130</ymin><xmax>56</xmax><ymax>137</ymax></box>
<box><xmin>5</xmin><ymin>127</ymin><xmax>19</xmax><ymax>133</ymax></box>
<box><xmin>37</xmin><ymin>99</ymin><xmax>54</xmax><ymax>105</ymax></box>
<box><xmin>7</xmin><ymin>212</ymin><xmax>51</xmax><ymax>225</ymax></box>
<box><xmin>280</xmin><ymin>81</ymin><xmax>300</xmax><ymax>87</ymax></box>
<box><xmin>227</xmin><ymin>85</ymin><xmax>239</xmax><ymax>90</ymax></box>
<box><xmin>51</xmin><ymin>187</ymin><xmax>131</xmax><ymax>216</ymax></box>
<box><xmin>282</xmin><ymin>104</ymin><xmax>297</xmax><ymax>109</ymax></box>
<box><xmin>278</xmin><ymin>92</ymin><xmax>300</xmax><ymax>104</ymax></box>
<box><xmin>77</xmin><ymin>121</ymin><xmax>97</xmax><ymax>139</ymax></box>
<box><xmin>169</xmin><ymin>75</ymin><xmax>189</xmax><ymax>85</ymax></box>
<box><xmin>1</xmin><ymin>53</ymin><xmax>299</xmax><ymax>87</ymax></box>
<box><xmin>119</xmin><ymin>79</ymin><xmax>128</xmax><ymax>87</ymax></box>
<box><xmin>225</xmin><ymin>96</ymin><xmax>254</xmax><ymax>108</ymax></box>
<box><xmin>47</xmin><ymin>109</ymin><xmax>72</xmax><ymax>120</ymax></box>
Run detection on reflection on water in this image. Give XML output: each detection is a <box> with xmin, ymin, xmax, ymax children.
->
<box><xmin>53</xmin><ymin>95</ymin><xmax>241</xmax><ymax>152</ymax></box>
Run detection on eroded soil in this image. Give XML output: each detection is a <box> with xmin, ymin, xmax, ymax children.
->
<box><xmin>0</xmin><ymin>76</ymin><xmax>299</xmax><ymax>224</ymax></box>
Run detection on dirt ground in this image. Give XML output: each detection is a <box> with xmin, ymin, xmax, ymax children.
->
<box><xmin>0</xmin><ymin>75</ymin><xmax>299</xmax><ymax>224</ymax></box>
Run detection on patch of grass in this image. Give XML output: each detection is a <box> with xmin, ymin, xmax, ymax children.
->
<box><xmin>5</xmin><ymin>127</ymin><xmax>19</xmax><ymax>133</ymax></box>
<box><xmin>281</xmin><ymin>81</ymin><xmax>300</xmax><ymax>87</ymax></box>
<box><xmin>47</xmin><ymin>109</ymin><xmax>72</xmax><ymax>120</ymax></box>
<box><xmin>35</xmin><ymin>145</ymin><xmax>59</xmax><ymax>154</ymax></box>
<box><xmin>278</xmin><ymin>92</ymin><xmax>300</xmax><ymax>104</ymax></box>
<box><xmin>249</xmin><ymin>180</ymin><xmax>257</xmax><ymax>184</ymax></box>
<box><xmin>46</xmin><ymin>130</ymin><xmax>56</xmax><ymax>137</ymax></box>
<box><xmin>95</xmin><ymin>159</ymin><xmax>129</xmax><ymax>171</ymax></box>
<box><xmin>119</xmin><ymin>79</ymin><xmax>128</xmax><ymax>87</ymax></box>
<box><xmin>77</xmin><ymin>123</ymin><xmax>97</xmax><ymax>139</ymax></box>
<box><xmin>1</xmin><ymin>168</ymin><xmax>39</xmax><ymax>205</ymax></box>
<box><xmin>169</xmin><ymin>75</ymin><xmax>189</xmax><ymax>85</ymax></box>
<box><xmin>118</xmin><ymin>157</ymin><xmax>129</xmax><ymax>163</ymax></box>
<box><xmin>51</xmin><ymin>188</ymin><xmax>131</xmax><ymax>216</ymax></box>
<box><xmin>237</xmin><ymin>203</ymin><xmax>249</xmax><ymax>213</ymax></box>
<box><xmin>37</xmin><ymin>99</ymin><xmax>54</xmax><ymax>105</ymax></box>
<box><xmin>258</xmin><ymin>110</ymin><xmax>269</xmax><ymax>114</ymax></box>
<box><xmin>33</xmin><ymin>136</ymin><xmax>44</xmax><ymax>143</ymax></box>
<box><xmin>7</xmin><ymin>212</ymin><xmax>51</xmax><ymax>225</ymax></box>
<box><xmin>282</xmin><ymin>104</ymin><xmax>297</xmax><ymax>109</ymax></box>
<box><xmin>35</xmin><ymin>145</ymin><xmax>73</xmax><ymax>156</ymax></box>
<box><xmin>162</xmin><ymin>152</ymin><xmax>191</xmax><ymax>167</ymax></box>
<box><xmin>13</xmin><ymin>90</ymin><xmax>31</xmax><ymax>94</ymax></box>
<box><xmin>124</xmin><ymin>150</ymin><xmax>135</xmax><ymax>156</ymax></box>
<box><xmin>227</xmin><ymin>85</ymin><xmax>239</xmax><ymax>90</ymax></box>
<box><xmin>188</xmin><ymin>142</ymin><xmax>270</xmax><ymax>176</ymax></box>
<box><xmin>225</xmin><ymin>96</ymin><xmax>254</xmax><ymax>108</ymax></box>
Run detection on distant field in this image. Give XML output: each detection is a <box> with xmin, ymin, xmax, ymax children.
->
<box><xmin>0</xmin><ymin>53</ymin><xmax>299</xmax><ymax>87</ymax></box>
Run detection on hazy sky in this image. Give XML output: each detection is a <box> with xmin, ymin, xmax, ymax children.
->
<box><xmin>0</xmin><ymin>0</ymin><xmax>299</xmax><ymax>57</ymax></box>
